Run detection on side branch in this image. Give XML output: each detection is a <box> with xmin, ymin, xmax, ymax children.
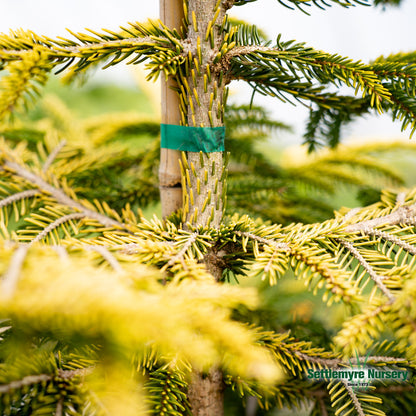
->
<box><xmin>4</xmin><ymin>160</ymin><xmax>129</xmax><ymax>231</ymax></box>
<box><xmin>234</xmin><ymin>231</ymin><xmax>290</xmax><ymax>251</ymax></box>
<box><xmin>0</xmin><ymin>189</ymin><xmax>40</xmax><ymax>209</ymax></box>
<box><xmin>223</xmin><ymin>45</ymin><xmax>273</xmax><ymax>60</ymax></box>
<box><xmin>342</xmin><ymin>381</ymin><xmax>365</xmax><ymax>416</ymax></box>
<box><xmin>43</xmin><ymin>140</ymin><xmax>67</xmax><ymax>172</ymax></box>
<box><xmin>0</xmin><ymin>374</ymin><xmax>52</xmax><ymax>394</ymax></box>
<box><xmin>222</xmin><ymin>43</ymin><xmax>392</xmax><ymax>112</ymax></box>
<box><xmin>295</xmin><ymin>351</ymin><xmax>407</xmax><ymax>368</ymax></box>
<box><xmin>166</xmin><ymin>232</ymin><xmax>199</xmax><ymax>268</ymax></box>
<box><xmin>337</xmin><ymin>239</ymin><xmax>395</xmax><ymax>302</ymax></box>
<box><xmin>361</xmin><ymin>228</ymin><xmax>416</xmax><ymax>255</ymax></box>
<box><xmin>0</xmin><ymin>37</ymin><xmax>162</xmax><ymax>60</ymax></box>
<box><xmin>345</xmin><ymin>203</ymin><xmax>416</xmax><ymax>232</ymax></box>
<box><xmin>29</xmin><ymin>213</ymin><xmax>86</xmax><ymax>246</ymax></box>
<box><xmin>1</xmin><ymin>245</ymin><xmax>29</xmax><ymax>299</ymax></box>
<box><xmin>0</xmin><ymin>368</ymin><xmax>93</xmax><ymax>394</ymax></box>
<box><xmin>87</xmin><ymin>245</ymin><xmax>123</xmax><ymax>273</ymax></box>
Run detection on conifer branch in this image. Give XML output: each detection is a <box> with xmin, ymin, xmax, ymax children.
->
<box><xmin>345</xmin><ymin>203</ymin><xmax>416</xmax><ymax>232</ymax></box>
<box><xmin>0</xmin><ymin>36</ymin><xmax>166</xmax><ymax>61</ymax></box>
<box><xmin>224</xmin><ymin>45</ymin><xmax>275</xmax><ymax>58</ymax></box>
<box><xmin>295</xmin><ymin>352</ymin><xmax>406</xmax><ymax>367</ymax></box>
<box><xmin>87</xmin><ymin>245</ymin><xmax>123</xmax><ymax>273</ymax></box>
<box><xmin>224</xmin><ymin>40</ymin><xmax>416</xmax><ymax>140</ymax></box>
<box><xmin>0</xmin><ymin>50</ymin><xmax>51</xmax><ymax>119</ymax></box>
<box><xmin>55</xmin><ymin>396</ymin><xmax>64</xmax><ymax>416</ymax></box>
<box><xmin>166</xmin><ymin>232</ymin><xmax>199</xmax><ymax>268</ymax></box>
<box><xmin>233</xmin><ymin>0</ymin><xmax>399</xmax><ymax>12</ymax></box>
<box><xmin>3</xmin><ymin>160</ymin><xmax>129</xmax><ymax>230</ymax></box>
<box><xmin>1</xmin><ymin>244</ymin><xmax>29</xmax><ymax>299</ymax></box>
<box><xmin>371</xmin><ymin>62</ymin><xmax>416</xmax><ymax>84</ymax></box>
<box><xmin>385</xmin><ymin>86</ymin><xmax>416</xmax><ymax>137</ymax></box>
<box><xmin>0</xmin><ymin>374</ymin><xmax>52</xmax><ymax>394</ymax></box>
<box><xmin>51</xmin><ymin>245</ymin><xmax>70</xmax><ymax>261</ymax></box>
<box><xmin>0</xmin><ymin>189</ymin><xmax>40</xmax><ymax>209</ymax></box>
<box><xmin>57</xmin><ymin>367</ymin><xmax>94</xmax><ymax>380</ymax></box>
<box><xmin>334</xmin><ymin>303</ymin><xmax>388</xmax><ymax>354</ymax></box>
<box><xmin>341</xmin><ymin>207</ymin><xmax>362</xmax><ymax>223</ymax></box>
<box><xmin>342</xmin><ymin>381</ymin><xmax>366</xmax><ymax>416</ymax></box>
<box><xmin>29</xmin><ymin>213</ymin><xmax>86</xmax><ymax>245</ymax></box>
<box><xmin>0</xmin><ymin>368</ymin><xmax>92</xmax><ymax>394</ymax></box>
<box><xmin>0</xmin><ymin>23</ymin><xmax>184</xmax><ymax>80</ymax></box>
<box><xmin>376</xmin><ymin>385</ymin><xmax>415</xmax><ymax>394</ymax></box>
<box><xmin>337</xmin><ymin>239</ymin><xmax>395</xmax><ymax>302</ymax></box>
<box><xmin>224</xmin><ymin>44</ymin><xmax>391</xmax><ymax>111</ymax></box>
<box><xmin>312</xmin><ymin>383</ymin><xmax>414</xmax><ymax>398</ymax></box>
<box><xmin>118</xmin><ymin>243</ymin><xmax>141</xmax><ymax>255</ymax></box>
<box><xmin>351</xmin><ymin>355</ymin><xmax>406</xmax><ymax>364</ymax></box>
<box><xmin>361</xmin><ymin>227</ymin><xmax>416</xmax><ymax>255</ymax></box>
<box><xmin>317</xmin><ymin>397</ymin><xmax>328</xmax><ymax>416</ymax></box>
<box><xmin>43</xmin><ymin>140</ymin><xmax>67</xmax><ymax>173</ymax></box>
<box><xmin>234</xmin><ymin>231</ymin><xmax>290</xmax><ymax>251</ymax></box>
<box><xmin>396</xmin><ymin>192</ymin><xmax>406</xmax><ymax>205</ymax></box>
<box><xmin>294</xmin><ymin>351</ymin><xmax>341</xmax><ymax>367</ymax></box>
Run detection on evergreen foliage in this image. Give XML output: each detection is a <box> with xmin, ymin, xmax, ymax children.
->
<box><xmin>0</xmin><ymin>0</ymin><xmax>416</xmax><ymax>415</ymax></box>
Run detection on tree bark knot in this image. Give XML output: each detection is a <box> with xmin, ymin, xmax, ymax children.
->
<box><xmin>203</xmin><ymin>248</ymin><xmax>228</xmax><ymax>281</ymax></box>
<box><xmin>181</xmin><ymin>39</ymin><xmax>196</xmax><ymax>56</ymax></box>
<box><xmin>222</xmin><ymin>0</ymin><xmax>235</xmax><ymax>10</ymax></box>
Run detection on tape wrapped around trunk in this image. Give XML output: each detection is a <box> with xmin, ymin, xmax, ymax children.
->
<box><xmin>161</xmin><ymin>124</ymin><xmax>225</xmax><ymax>152</ymax></box>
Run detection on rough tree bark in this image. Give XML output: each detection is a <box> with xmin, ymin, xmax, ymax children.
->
<box><xmin>183</xmin><ymin>0</ymin><xmax>226</xmax><ymax>229</ymax></box>
<box><xmin>183</xmin><ymin>1</ymin><xmax>228</xmax><ymax>414</ymax></box>
<box><xmin>159</xmin><ymin>0</ymin><xmax>228</xmax><ymax>414</ymax></box>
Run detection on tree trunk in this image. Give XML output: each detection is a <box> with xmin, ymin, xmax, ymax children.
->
<box><xmin>183</xmin><ymin>0</ymin><xmax>226</xmax><ymax>228</ymax></box>
<box><xmin>183</xmin><ymin>1</ymin><xmax>228</xmax><ymax>414</ymax></box>
<box><xmin>187</xmin><ymin>368</ymin><xmax>224</xmax><ymax>416</ymax></box>
<box><xmin>159</xmin><ymin>0</ymin><xmax>228</xmax><ymax>414</ymax></box>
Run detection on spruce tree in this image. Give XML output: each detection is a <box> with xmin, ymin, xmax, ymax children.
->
<box><xmin>1</xmin><ymin>0</ymin><xmax>416</xmax><ymax>415</ymax></box>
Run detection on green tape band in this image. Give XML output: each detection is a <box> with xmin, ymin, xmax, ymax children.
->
<box><xmin>161</xmin><ymin>124</ymin><xmax>225</xmax><ymax>152</ymax></box>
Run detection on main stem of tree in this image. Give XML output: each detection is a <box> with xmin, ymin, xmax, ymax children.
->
<box><xmin>185</xmin><ymin>1</ymin><xmax>226</xmax><ymax>414</ymax></box>
<box><xmin>159</xmin><ymin>0</ymin><xmax>227</xmax><ymax>414</ymax></box>
<box><xmin>184</xmin><ymin>0</ymin><xmax>226</xmax><ymax>229</ymax></box>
